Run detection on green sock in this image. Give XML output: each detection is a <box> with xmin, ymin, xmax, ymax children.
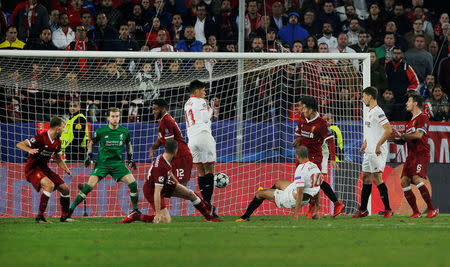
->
<box><xmin>70</xmin><ymin>184</ymin><xmax>93</xmax><ymax>211</ymax></box>
<box><xmin>128</xmin><ymin>181</ymin><xmax>139</xmax><ymax>210</ymax></box>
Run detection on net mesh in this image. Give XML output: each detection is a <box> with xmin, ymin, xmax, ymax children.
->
<box><xmin>0</xmin><ymin>52</ymin><xmax>367</xmax><ymax>217</ymax></box>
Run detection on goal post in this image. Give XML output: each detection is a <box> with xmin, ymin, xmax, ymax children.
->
<box><xmin>0</xmin><ymin>50</ymin><xmax>370</xmax><ymax>217</ymax></box>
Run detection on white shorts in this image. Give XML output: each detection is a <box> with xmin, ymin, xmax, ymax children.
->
<box><xmin>188</xmin><ymin>131</ymin><xmax>216</xmax><ymax>164</ymax></box>
<box><xmin>274</xmin><ymin>186</ymin><xmax>309</xmax><ymax>209</ymax></box>
<box><xmin>362</xmin><ymin>152</ymin><xmax>387</xmax><ymax>173</ymax></box>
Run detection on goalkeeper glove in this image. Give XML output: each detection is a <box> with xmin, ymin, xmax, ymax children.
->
<box><xmin>84</xmin><ymin>153</ymin><xmax>93</xmax><ymax>168</ymax></box>
<box><xmin>127</xmin><ymin>153</ymin><xmax>136</xmax><ymax>170</ymax></box>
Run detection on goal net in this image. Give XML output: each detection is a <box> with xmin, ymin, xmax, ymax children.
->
<box><xmin>0</xmin><ymin>50</ymin><xmax>370</xmax><ymax>218</ymax></box>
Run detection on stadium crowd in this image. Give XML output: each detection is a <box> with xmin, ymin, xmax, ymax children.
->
<box><xmin>0</xmin><ymin>0</ymin><xmax>449</xmax><ymax>123</ymax></box>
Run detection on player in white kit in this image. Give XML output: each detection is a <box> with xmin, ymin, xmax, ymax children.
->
<box><xmin>354</xmin><ymin>87</ymin><xmax>393</xmax><ymax>218</ymax></box>
<box><xmin>184</xmin><ymin>80</ymin><xmax>218</xmax><ymax>217</ymax></box>
<box><xmin>236</xmin><ymin>146</ymin><xmax>322</xmax><ymax>221</ymax></box>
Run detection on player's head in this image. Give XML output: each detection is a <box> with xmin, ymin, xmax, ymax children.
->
<box><xmin>189</xmin><ymin>79</ymin><xmax>206</xmax><ymax>98</ymax></box>
<box><xmin>164</xmin><ymin>139</ymin><xmax>178</xmax><ymax>156</ymax></box>
<box><xmin>107</xmin><ymin>107</ymin><xmax>121</xmax><ymax>126</ymax></box>
<box><xmin>152</xmin><ymin>99</ymin><xmax>168</xmax><ymax>120</ymax></box>
<box><xmin>68</xmin><ymin>100</ymin><xmax>81</xmax><ymax>115</ymax></box>
<box><xmin>362</xmin><ymin>86</ymin><xmax>378</xmax><ymax>107</ymax></box>
<box><xmin>49</xmin><ymin>116</ymin><xmax>65</xmax><ymax>138</ymax></box>
<box><xmin>406</xmin><ymin>94</ymin><xmax>423</xmax><ymax>112</ymax></box>
<box><xmin>295</xmin><ymin>145</ymin><xmax>309</xmax><ymax>163</ymax></box>
<box><xmin>301</xmin><ymin>96</ymin><xmax>318</xmax><ymax>118</ymax></box>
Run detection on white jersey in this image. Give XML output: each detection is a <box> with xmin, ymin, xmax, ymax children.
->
<box><xmin>292</xmin><ymin>161</ymin><xmax>323</xmax><ymax>197</ymax></box>
<box><xmin>184</xmin><ymin>97</ymin><xmax>213</xmax><ymax>139</ymax></box>
<box><xmin>363</xmin><ymin>105</ymin><xmax>389</xmax><ymax>154</ymax></box>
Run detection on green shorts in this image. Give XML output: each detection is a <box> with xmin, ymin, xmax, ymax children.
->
<box><xmin>90</xmin><ymin>161</ymin><xmax>131</xmax><ymax>182</ymax></box>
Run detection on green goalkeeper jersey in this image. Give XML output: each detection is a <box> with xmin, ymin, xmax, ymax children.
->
<box><xmin>92</xmin><ymin>125</ymin><xmax>131</xmax><ymax>165</ymax></box>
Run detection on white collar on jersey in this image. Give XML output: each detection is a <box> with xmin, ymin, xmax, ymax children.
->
<box><xmin>162</xmin><ymin>153</ymin><xmax>171</xmax><ymax>166</ymax></box>
<box><xmin>306</xmin><ymin>112</ymin><xmax>320</xmax><ymax>123</ymax></box>
<box><xmin>411</xmin><ymin>111</ymin><xmax>422</xmax><ymax>121</ymax></box>
<box><xmin>47</xmin><ymin>131</ymin><xmax>55</xmax><ymax>144</ymax></box>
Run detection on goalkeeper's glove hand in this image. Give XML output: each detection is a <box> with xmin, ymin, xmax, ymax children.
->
<box><xmin>127</xmin><ymin>154</ymin><xmax>136</xmax><ymax>170</ymax></box>
<box><xmin>84</xmin><ymin>153</ymin><xmax>93</xmax><ymax>168</ymax></box>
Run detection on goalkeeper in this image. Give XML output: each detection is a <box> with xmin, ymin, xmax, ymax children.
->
<box><xmin>63</xmin><ymin>107</ymin><xmax>141</xmax><ymax>220</ymax></box>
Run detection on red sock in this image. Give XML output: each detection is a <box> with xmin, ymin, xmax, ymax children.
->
<box><xmin>195</xmin><ymin>200</ymin><xmax>211</xmax><ymax>219</ymax></box>
<box><xmin>60</xmin><ymin>195</ymin><xmax>70</xmax><ymax>217</ymax></box>
<box><xmin>418</xmin><ymin>184</ymin><xmax>434</xmax><ymax>210</ymax></box>
<box><xmin>404</xmin><ymin>189</ymin><xmax>419</xmax><ymax>214</ymax></box>
<box><xmin>139</xmin><ymin>214</ymin><xmax>155</xmax><ymax>223</ymax></box>
<box><xmin>38</xmin><ymin>192</ymin><xmax>50</xmax><ymax>216</ymax></box>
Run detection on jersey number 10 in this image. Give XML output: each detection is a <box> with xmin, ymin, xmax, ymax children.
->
<box><xmin>185</xmin><ymin>109</ymin><xmax>195</xmax><ymax>127</ymax></box>
<box><xmin>310</xmin><ymin>173</ymin><xmax>324</xmax><ymax>187</ymax></box>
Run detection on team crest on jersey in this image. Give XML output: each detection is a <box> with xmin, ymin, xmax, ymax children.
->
<box><xmin>311</xmin><ymin>126</ymin><xmax>316</xmax><ymax>132</ymax></box>
<box><xmin>158</xmin><ymin>176</ymin><xmax>164</xmax><ymax>183</ymax></box>
<box><xmin>165</xmin><ymin>129</ymin><xmax>169</xmax><ymax>134</ymax></box>
<box><xmin>105</xmin><ymin>135</ymin><xmax>108</xmax><ymax>139</ymax></box>
<box><xmin>120</xmin><ymin>134</ymin><xmax>123</xmax><ymax>140</ymax></box>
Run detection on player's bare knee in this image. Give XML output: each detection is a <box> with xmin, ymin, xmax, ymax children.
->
<box><xmin>87</xmin><ymin>175</ymin><xmax>99</xmax><ymax>187</ymax></box>
<box><xmin>41</xmin><ymin>179</ymin><xmax>55</xmax><ymax>192</ymax></box>
<box><xmin>362</xmin><ymin>173</ymin><xmax>372</xmax><ymax>184</ymax></box>
<box><xmin>255</xmin><ymin>190</ymin><xmax>264</xmax><ymax>199</ymax></box>
<box><xmin>187</xmin><ymin>190</ymin><xmax>197</xmax><ymax>201</ymax></box>
<box><xmin>58</xmin><ymin>184</ymin><xmax>70</xmax><ymax>195</ymax></box>
<box><xmin>401</xmin><ymin>177</ymin><xmax>411</xmax><ymax>188</ymax></box>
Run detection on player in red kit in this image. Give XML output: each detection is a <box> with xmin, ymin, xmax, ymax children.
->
<box><xmin>292</xmin><ymin>96</ymin><xmax>345</xmax><ymax>217</ymax></box>
<box><xmin>394</xmin><ymin>95</ymin><xmax>438</xmax><ymax>218</ymax></box>
<box><xmin>149</xmin><ymin>99</ymin><xmax>193</xmax><ymax>186</ymax></box>
<box><xmin>16</xmin><ymin>117</ymin><xmax>75</xmax><ymax>223</ymax></box>
<box><xmin>122</xmin><ymin>140</ymin><xmax>221</xmax><ymax>223</ymax></box>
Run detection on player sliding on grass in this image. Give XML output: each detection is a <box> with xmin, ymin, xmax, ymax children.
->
<box><xmin>64</xmin><ymin>107</ymin><xmax>141</xmax><ymax>221</ymax></box>
<box><xmin>122</xmin><ymin>139</ymin><xmax>222</xmax><ymax>223</ymax></box>
<box><xmin>395</xmin><ymin>95</ymin><xmax>438</xmax><ymax>218</ymax></box>
<box><xmin>236</xmin><ymin>146</ymin><xmax>321</xmax><ymax>221</ymax></box>
<box><xmin>16</xmin><ymin>117</ymin><xmax>74</xmax><ymax>223</ymax></box>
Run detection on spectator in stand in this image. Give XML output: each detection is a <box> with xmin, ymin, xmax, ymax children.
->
<box><xmin>101</xmin><ymin>61</ymin><xmax>127</xmax><ymax>81</ymax></box>
<box><xmin>207</xmin><ymin>35</ymin><xmax>219</xmax><ymax>52</ymax></box>
<box><xmin>252</xmin><ymin>15</ymin><xmax>272</xmax><ymax>40</ymax></box>
<box><xmin>434</xmin><ymin>14</ymin><xmax>449</xmax><ymax>43</ymax></box>
<box><xmin>375</xmin><ymin>32</ymin><xmax>395</xmax><ymax>63</ymax></box>
<box><xmin>335</xmin><ymin>0</ymin><xmax>368</xmax><ymax>22</ymax></box>
<box><xmin>65</xmin><ymin>25</ymin><xmax>97</xmax><ymax>78</ymax></box>
<box><xmin>146</xmin><ymin>16</ymin><xmax>171</xmax><ymax>48</ymax></box>
<box><xmin>341</xmin><ymin>4</ymin><xmax>359</xmax><ymax>33</ymax></box>
<box><xmin>52</xmin><ymin>13</ymin><xmax>75</xmax><ymax>49</ymax></box>
<box><xmin>438</xmin><ymin>54</ymin><xmax>450</xmax><ymax>96</ymax></box>
<box><xmin>419</xmin><ymin>74</ymin><xmax>436</xmax><ymax>99</ymax></box>
<box><xmin>377</xmin><ymin>88</ymin><xmax>395</xmax><ymax>121</ymax></box>
<box><xmin>385</xmin><ymin>47</ymin><xmax>419</xmax><ymax>120</ymax></box>
<box><xmin>0</xmin><ymin>4</ymin><xmax>7</xmax><ymax>40</ymax></box>
<box><xmin>317</xmin><ymin>1</ymin><xmax>341</xmax><ymax>36</ymax></box>
<box><xmin>363</xmin><ymin>3</ymin><xmax>385</xmax><ymax>40</ymax></box>
<box><xmin>331</xmin><ymin>32</ymin><xmax>356</xmax><ymax>53</ymax></box>
<box><xmin>411</xmin><ymin>6</ymin><xmax>434</xmax><ymax>38</ymax></box>
<box><xmin>265</xmin><ymin>28</ymin><xmax>279</xmax><ymax>52</ymax></box>
<box><xmin>365</xmin><ymin>30</ymin><xmax>377</xmax><ymax>47</ymax></box>
<box><xmin>113</xmin><ymin>23</ymin><xmax>140</xmax><ymax>51</ymax></box>
<box><xmin>224</xmin><ymin>41</ymin><xmax>236</xmax><ymax>52</ymax></box>
<box><xmin>140</xmin><ymin>0</ymin><xmax>152</xmax><ymax>17</ymax></box>
<box><xmin>147</xmin><ymin>0</ymin><xmax>173</xmax><ymax>29</ymax></box>
<box><xmin>97</xmin><ymin>0</ymin><xmax>122</xmax><ymax>29</ymax></box>
<box><xmin>304</xmin><ymin>36</ymin><xmax>318</xmax><ymax>52</ymax></box>
<box><xmin>385</xmin><ymin>20</ymin><xmax>408</xmax><ymax>51</ymax></box>
<box><xmin>176</xmin><ymin>26</ymin><xmax>202</xmax><ymax>52</ymax></box>
<box><xmin>150</xmin><ymin>29</ymin><xmax>174</xmax><ymax>51</ymax></box>
<box><xmin>391</xmin><ymin>2</ymin><xmax>411</xmax><ymax>35</ymax></box>
<box><xmin>300</xmin><ymin>10</ymin><xmax>321</xmax><ymax>38</ymax></box>
<box><xmin>317</xmin><ymin>22</ymin><xmax>337</xmax><ymax>50</ymax></box>
<box><xmin>426</xmin><ymin>85</ymin><xmax>449</xmax><ymax>121</ymax></box>
<box><xmin>214</xmin><ymin>0</ymin><xmax>237</xmax><ymax>47</ymax></box>
<box><xmin>350</xmin><ymin>31</ymin><xmax>369</xmax><ymax>53</ymax></box>
<box><xmin>383</xmin><ymin>0</ymin><xmax>395</xmax><ymax>19</ymax></box>
<box><xmin>405</xmin><ymin>19</ymin><xmax>433</xmax><ymax>48</ymax></box>
<box><xmin>128</xmin><ymin>4</ymin><xmax>149</xmax><ymax>34</ymax></box>
<box><xmin>278</xmin><ymin>12</ymin><xmax>309</xmax><ymax>47</ymax></box>
<box><xmin>9</xmin><ymin>0</ymin><xmax>49</xmax><ymax>43</ymax></box>
<box><xmin>80</xmin><ymin>11</ymin><xmax>94</xmax><ymax>32</ymax></box>
<box><xmin>87</xmin><ymin>12</ymin><xmax>118</xmax><ymax>51</ymax></box>
<box><xmin>24</xmin><ymin>28</ymin><xmax>57</xmax><ymax>50</ymax></box>
<box><xmin>405</xmin><ymin>35</ymin><xmax>433</xmax><ymax>83</ymax></box>
<box><xmin>117</xmin><ymin>0</ymin><xmax>136</xmax><ymax>18</ymax></box>
<box><xmin>52</xmin><ymin>0</ymin><xmax>70</xmax><ymax>13</ymax></box>
<box><xmin>291</xmin><ymin>39</ymin><xmax>303</xmax><ymax>53</ymax></box>
<box><xmin>49</xmin><ymin>9</ymin><xmax>60</xmax><ymax>32</ymax></box>
<box><xmin>243</xmin><ymin>0</ymin><xmax>261</xmax><ymax>37</ymax></box>
<box><xmin>68</xmin><ymin>0</ymin><xmax>90</xmax><ymax>29</ymax></box>
<box><xmin>190</xmin><ymin>2</ymin><xmax>216</xmax><ymax>44</ymax></box>
<box><xmin>82</xmin><ymin>0</ymin><xmax>96</xmax><ymax>16</ymax></box>
<box><xmin>0</xmin><ymin>26</ymin><xmax>26</xmax><ymax>49</ymax></box>
<box><xmin>270</xmin><ymin>1</ymin><xmax>287</xmax><ymax>32</ymax></box>
<box><xmin>369</xmin><ymin>49</ymin><xmax>388</xmax><ymax>93</ymax></box>
<box><xmin>170</xmin><ymin>13</ymin><xmax>185</xmax><ymax>46</ymax></box>
<box><xmin>128</xmin><ymin>19</ymin><xmax>146</xmax><ymax>47</ymax></box>
<box><xmin>346</xmin><ymin>18</ymin><xmax>360</xmax><ymax>45</ymax></box>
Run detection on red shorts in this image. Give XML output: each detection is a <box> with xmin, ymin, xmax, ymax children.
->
<box><xmin>401</xmin><ymin>155</ymin><xmax>430</xmax><ymax>178</ymax></box>
<box><xmin>172</xmin><ymin>153</ymin><xmax>193</xmax><ymax>184</ymax></box>
<box><xmin>25</xmin><ymin>165</ymin><xmax>64</xmax><ymax>192</ymax></box>
<box><xmin>143</xmin><ymin>180</ymin><xmax>176</xmax><ymax>210</ymax></box>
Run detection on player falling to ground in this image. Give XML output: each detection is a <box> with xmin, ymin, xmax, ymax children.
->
<box><xmin>65</xmin><ymin>107</ymin><xmax>141</xmax><ymax>221</ymax></box>
<box><xmin>236</xmin><ymin>146</ymin><xmax>321</xmax><ymax>221</ymax></box>
<box><xmin>394</xmin><ymin>95</ymin><xmax>438</xmax><ymax>218</ymax></box>
<box><xmin>292</xmin><ymin>96</ymin><xmax>345</xmax><ymax>218</ymax></box>
<box><xmin>123</xmin><ymin>139</ymin><xmax>222</xmax><ymax>223</ymax></box>
<box><xmin>353</xmin><ymin>87</ymin><xmax>393</xmax><ymax>218</ymax></box>
<box><xmin>184</xmin><ymin>79</ymin><xmax>219</xmax><ymax>217</ymax></box>
<box><xmin>149</xmin><ymin>99</ymin><xmax>193</xmax><ymax>186</ymax></box>
<box><xmin>16</xmin><ymin>117</ymin><xmax>74</xmax><ymax>223</ymax></box>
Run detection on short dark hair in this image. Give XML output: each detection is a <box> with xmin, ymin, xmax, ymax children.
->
<box><xmin>81</xmin><ymin>11</ymin><xmax>91</xmax><ymax>17</ymax></box>
<box><xmin>189</xmin><ymin>79</ymin><xmax>206</xmax><ymax>94</ymax></box>
<box><xmin>301</xmin><ymin>96</ymin><xmax>318</xmax><ymax>111</ymax></box>
<box><xmin>49</xmin><ymin>116</ymin><xmax>64</xmax><ymax>128</ymax></box>
<box><xmin>293</xmin><ymin>39</ymin><xmax>303</xmax><ymax>45</ymax></box>
<box><xmin>6</xmin><ymin>25</ymin><xmax>17</xmax><ymax>32</ymax></box>
<box><xmin>107</xmin><ymin>107</ymin><xmax>121</xmax><ymax>116</ymax></box>
<box><xmin>393</xmin><ymin>46</ymin><xmax>403</xmax><ymax>53</ymax></box>
<box><xmin>59</xmin><ymin>12</ymin><xmax>69</xmax><ymax>19</ymax></box>
<box><xmin>414</xmin><ymin>34</ymin><xmax>425</xmax><ymax>40</ymax></box>
<box><xmin>152</xmin><ymin>99</ymin><xmax>168</xmax><ymax>108</ymax></box>
<box><xmin>409</xmin><ymin>94</ymin><xmax>423</xmax><ymax>108</ymax></box>
<box><xmin>296</xmin><ymin>145</ymin><xmax>309</xmax><ymax>159</ymax></box>
<box><xmin>165</xmin><ymin>139</ymin><xmax>178</xmax><ymax>154</ymax></box>
<box><xmin>368</xmin><ymin>48</ymin><xmax>376</xmax><ymax>53</ymax></box>
<box><xmin>362</xmin><ymin>86</ymin><xmax>378</xmax><ymax>99</ymax></box>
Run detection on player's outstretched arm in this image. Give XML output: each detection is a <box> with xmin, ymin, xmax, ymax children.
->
<box><xmin>401</xmin><ymin>130</ymin><xmax>424</xmax><ymax>140</ymax></box>
<box><xmin>153</xmin><ymin>185</ymin><xmax>163</xmax><ymax>223</ymax></box>
<box><xmin>292</xmin><ymin>186</ymin><xmax>304</xmax><ymax>221</ymax></box>
<box><xmin>16</xmin><ymin>140</ymin><xmax>39</xmax><ymax>155</ymax></box>
<box><xmin>149</xmin><ymin>138</ymin><xmax>162</xmax><ymax>158</ymax></box>
<box><xmin>54</xmin><ymin>153</ymin><xmax>72</xmax><ymax>179</ymax></box>
<box><xmin>376</xmin><ymin>123</ymin><xmax>392</xmax><ymax>155</ymax></box>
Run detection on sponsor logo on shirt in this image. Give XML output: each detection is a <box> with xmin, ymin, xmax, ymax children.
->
<box><xmin>301</xmin><ymin>130</ymin><xmax>313</xmax><ymax>138</ymax></box>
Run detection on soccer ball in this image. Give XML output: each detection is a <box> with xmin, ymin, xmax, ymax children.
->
<box><xmin>214</xmin><ymin>173</ymin><xmax>229</xmax><ymax>188</ymax></box>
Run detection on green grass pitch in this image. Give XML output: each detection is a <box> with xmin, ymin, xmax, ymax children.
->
<box><xmin>1</xmin><ymin>215</ymin><xmax>449</xmax><ymax>266</ymax></box>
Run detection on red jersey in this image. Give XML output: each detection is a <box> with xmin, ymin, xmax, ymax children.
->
<box><xmin>405</xmin><ymin>112</ymin><xmax>430</xmax><ymax>158</ymax></box>
<box><xmin>295</xmin><ymin>113</ymin><xmax>333</xmax><ymax>165</ymax></box>
<box><xmin>158</xmin><ymin>113</ymin><xmax>191</xmax><ymax>158</ymax></box>
<box><xmin>147</xmin><ymin>154</ymin><xmax>176</xmax><ymax>194</ymax></box>
<box><xmin>24</xmin><ymin>131</ymin><xmax>62</xmax><ymax>172</ymax></box>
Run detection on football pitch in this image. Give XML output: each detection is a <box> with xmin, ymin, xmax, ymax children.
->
<box><xmin>1</xmin><ymin>215</ymin><xmax>449</xmax><ymax>266</ymax></box>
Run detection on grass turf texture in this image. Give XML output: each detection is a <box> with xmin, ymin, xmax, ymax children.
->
<box><xmin>1</xmin><ymin>215</ymin><xmax>449</xmax><ymax>266</ymax></box>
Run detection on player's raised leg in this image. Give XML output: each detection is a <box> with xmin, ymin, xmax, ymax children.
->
<box><xmin>36</xmin><ymin>177</ymin><xmax>55</xmax><ymax>223</ymax></box>
<box><xmin>236</xmin><ymin>188</ymin><xmax>276</xmax><ymax>222</ymax></box>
